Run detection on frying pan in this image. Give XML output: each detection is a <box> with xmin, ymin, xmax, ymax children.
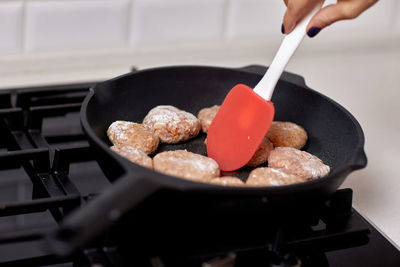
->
<box><xmin>48</xmin><ymin>65</ymin><xmax>367</xmax><ymax>257</ymax></box>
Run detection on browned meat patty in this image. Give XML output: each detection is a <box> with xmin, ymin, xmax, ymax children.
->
<box><xmin>107</xmin><ymin>121</ymin><xmax>159</xmax><ymax>154</ymax></box>
<box><xmin>267</xmin><ymin>121</ymin><xmax>308</xmax><ymax>149</ymax></box>
<box><xmin>110</xmin><ymin>145</ymin><xmax>153</xmax><ymax>169</ymax></box>
<box><xmin>197</xmin><ymin>105</ymin><xmax>220</xmax><ymax>133</ymax></box>
<box><xmin>153</xmin><ymin>150</ymin><xmax>220</xmax><ymax>182</ymax></box>
<box><xmin>246</xmin><ymin>167</ymin><xmax>306</xmax><ymax>186</ymax></box>
<box><xmin>246</xmin><ymin>135</ymin><xmax>274</xmax><ymax>167</ymax></box>
<box><xmin>209</xmin><ymin>176</ymin><xmax>244</xmax><ymax>186</ymax></box>
<box><xmin>268</xmin><ymin>147</ymin><xmax>330</xmax><ymax>179</ymax></box>
<box><xmin>143</xmin><ymin>105</ymin><xmax>201</xmax><ymax>144</ymax></box>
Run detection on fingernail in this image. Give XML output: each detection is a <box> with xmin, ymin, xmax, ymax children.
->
<box><xmin>307</xmin><ymin>27</ymin><xmax>321</xmax><ymax>38</ymax></box>
<box><xmin>281</xmin><ymin>24</ymin><xmax>285</xmax><ymax>34</ymax></box>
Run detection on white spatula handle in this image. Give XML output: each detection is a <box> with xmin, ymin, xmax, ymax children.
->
<box><xmin>253</xmin><ymin>3</ymin><xmax>322</xmax><ymax>100</ymax></box>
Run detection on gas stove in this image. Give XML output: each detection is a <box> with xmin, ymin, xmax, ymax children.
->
<box><xmin>0</xmin><ymin>81</ymin><xmax>399</xmax><ymax>267</ymax></box>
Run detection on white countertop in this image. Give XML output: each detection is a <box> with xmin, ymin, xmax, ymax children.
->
<box><xmin>289</xmin><ymin>47</ymin><xmax>400</xmax><ymax>250</ymax></box>
<box><xmin>1</xmin><ymin>43</ymin><xmax>399</xmax><ymax>249</ymax></box>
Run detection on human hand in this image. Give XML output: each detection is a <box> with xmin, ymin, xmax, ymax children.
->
<box><xmin>282</xmin><ymin>0</ymin><xmax>378</xmax><ymax>37</ymax></box>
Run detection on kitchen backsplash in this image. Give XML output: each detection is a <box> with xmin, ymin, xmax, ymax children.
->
<box><xmin>0</xmin><ymin>0</ymin><xmax>399</xmax><ymax>82</ymax></box>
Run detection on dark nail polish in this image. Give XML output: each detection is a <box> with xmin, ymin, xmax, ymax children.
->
<box><xmin>281</xmin><ymin>24</ymin><xmax>285</xmax><ymax>34</ymax></box>
<box><xmin>307</xmin><ymin>27</ymin><xmax>321</xmax><ymax>38</ymax></box>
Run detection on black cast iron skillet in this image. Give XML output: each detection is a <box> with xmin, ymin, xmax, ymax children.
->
<box><xmin>48</xmin><ymin>65</ymin><xmax>367</xmax><ymax>256</ymax></box>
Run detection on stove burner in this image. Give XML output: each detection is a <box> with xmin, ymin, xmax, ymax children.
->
<box><xmin>0</xmin><ymin>81</ymin><xmax>399</xmax><ymax>267</ymax></box>
<box><xmin>270</xmin><ymin>253</ymin><xmax>301</xmax><ymax>267</ymax></box>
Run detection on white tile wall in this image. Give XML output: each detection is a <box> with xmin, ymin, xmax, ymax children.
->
<box><xmin>226</xmin><ymin>0</ymin><xmax>286</xmax><ymax>40</ymax></box>
<box><xmin>0</xmin><ymin>0</ymin><xmax>399</xmax><ymax>78</ymax></box>
<box><xmin>25</xmin><ymin>0</ymin><xmax>130</xmax><ymax>52</ymax></box>
<box><xmin>129</xmin><ymin>0</ymin><xmax>226</xmax><ymax>46</ymax></box>
<box><xmin>0</xmin><ymin>0</ymin><xmax>397</xmax><ymax>55</ymax></box>
<box><xmin>0</xmin><ymin>2</ymin><xmax>23</xmax><ymax>54</ymax></box>
<box><xmin>394</xmin><ymin>1</ymin><xmax>400</xmax><ymax>32</ymax></box>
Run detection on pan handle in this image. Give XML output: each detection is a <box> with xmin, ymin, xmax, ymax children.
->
<box><xmin>45</xmin><ymin>173</ymin><xmax>161</xmax><ymax>257</ymax></box>
<box><xmin>238</xmin><ymin>65</ymin><xmax>307</xmax><ymax>87</ymax></box>
<box><xmin>350</xmin><ymin>147</ymin><xmax>368</xmax><ymax>170</ymax></box>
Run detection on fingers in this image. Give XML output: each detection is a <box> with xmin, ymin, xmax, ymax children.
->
<box><xmin>282</xmin><ymin>0</ymin><xmax>323</xmax><ymax>34</ymax></box>
<box><xmin>282</xmin><ymin>0</ymin><xmax>379</xmax><ymax>37</ymax></box>
<box><xmin>307</xmin><ymin>0</ymin><xmax>378</xmax><ymax>37</ymax></box>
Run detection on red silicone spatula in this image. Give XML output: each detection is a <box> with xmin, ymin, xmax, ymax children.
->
<box><xmin>207</xmin><ymin>4</ymin><xmax>322</xmax><ymax>171</ymax></box>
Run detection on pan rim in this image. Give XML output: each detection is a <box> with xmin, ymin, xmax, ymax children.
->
<box><xmin>80</xmin><ymin>64</ymin><xmax>367</xmax><ymax>195</ymax></box>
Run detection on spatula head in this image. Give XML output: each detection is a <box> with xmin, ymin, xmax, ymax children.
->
<box><xmin>207</xmin><ymin>84</ymin><xmax>274</xmax><ymax>171</ymax></box>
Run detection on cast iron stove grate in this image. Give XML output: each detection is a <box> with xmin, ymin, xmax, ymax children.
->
<box><xmin>0</xmin><ymin>82</ymin><xmax>398</xmax><ymax>267</ymax></box>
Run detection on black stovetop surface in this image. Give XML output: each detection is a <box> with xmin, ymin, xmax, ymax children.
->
<box><xmin>0</xmin><ymin>82</ymin><xmax>399</xmax><ymax>267</ymax></box>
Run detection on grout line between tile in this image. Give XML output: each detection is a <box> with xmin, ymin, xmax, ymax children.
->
<box><xmin>21</xmin><ymin>0</ymin><xmax>28</xmax><ymax>55</ymax></box>
<box><xmin>125</xmin><ymin>0</ymin><xmax>133</xmax><ymax>48</ymax></box>
<box><xmin>221</xmin><ymin>0</ymin><xmax>232</xmax><ymax>43</ymax></box>
<box><xmin>391</xmin><ymin>0</ymin><xmax>399</xmax><ymax>29</ymax></box>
